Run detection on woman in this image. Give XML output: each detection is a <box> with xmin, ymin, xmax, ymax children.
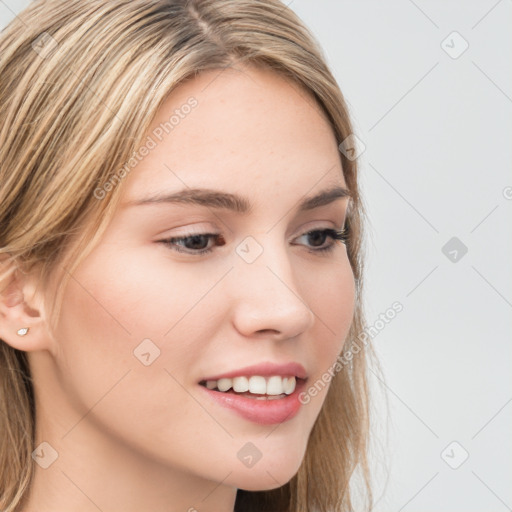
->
<box><xmin>0</xmin><ymin>0</ymin><xmax>378</xmax><ymax>510</ymax></box>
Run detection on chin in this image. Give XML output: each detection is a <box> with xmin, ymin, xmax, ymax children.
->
<box><xmin>231</xmin><ymin>458</ymin><xmax>302</xmax><ymax>492</ymax></box>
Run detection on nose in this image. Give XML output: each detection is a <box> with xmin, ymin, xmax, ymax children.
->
<box><xmin>229</xmin><ymin>238</ymin><xmax>315</xmax><ymax>341</ymax></box>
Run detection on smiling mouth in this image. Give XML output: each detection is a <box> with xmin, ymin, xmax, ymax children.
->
<box><xmin>198</xmin><ymin>375</ymin><xmax>306</xmax><ymax>399</ymax></box>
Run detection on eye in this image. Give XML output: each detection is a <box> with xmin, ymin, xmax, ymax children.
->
<box><xmin>157</xmin><ymin>228</ymin><xmax>348</xmax><ymax>256</ymax></box>
<box><xmin>293</xmin><ymin>228</ymin><xmax>348</xmax><ymax>254</ymax></box>
<box><xmin>158</xmin><ymin>232</ymin><xmax>225</xmax><ymax>255</ymax></box>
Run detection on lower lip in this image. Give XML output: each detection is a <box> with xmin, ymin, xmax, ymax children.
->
<box><xmin>199</xmin><ymin>380</ymin><xmax>306</xmax><ymax>425</ymax></box>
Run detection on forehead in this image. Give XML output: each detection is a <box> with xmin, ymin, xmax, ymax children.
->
<box><xmin>121</xmin><ymin>64</ymin><xmax>346</xmax><ymax>205</ymax></box>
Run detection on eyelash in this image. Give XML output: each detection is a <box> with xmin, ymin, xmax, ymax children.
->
<box><xmin>158</xmin><ymin>228</ymin><xmax>348</xmax><ymax>256</ymax></box>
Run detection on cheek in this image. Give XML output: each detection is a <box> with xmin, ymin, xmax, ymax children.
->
<box><xmin>50</xmin><ymin>246</ymin><xmax>165</xmax><ymax>406</ymax></box>
<box><xmin>52</xmin><ymin>243</ymin><xmax>227</xmax><ymax>415</ymax></box>
<box><xmin>50</xmin><ymin>246</ymin><xmax>226</xmax><ymax>465</ymax></box>
<box><xmin>300</xmin><ymin>255</ymin><xmax>355</xmax><ymax>410</ymax></box>
<box><xmin>305</xmin><ymin>252</ymin><xmax>355</xmax><ymax>343</ymax></box>
<box><xmin>62</xmin><ymin>244</ymin><xmax>212</xmax><ymax>339</ymax></box>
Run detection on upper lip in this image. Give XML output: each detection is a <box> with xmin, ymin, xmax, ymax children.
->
<box><xmin>200</xmin><ymin>361</ymin><xmax>308</xmax><ymax>382</ymax></box>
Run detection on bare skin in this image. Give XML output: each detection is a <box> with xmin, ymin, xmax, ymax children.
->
<box><xmin>0</xmin><ymin>64</ymin><xmax>355</xmax><ymax>512</ymax></box>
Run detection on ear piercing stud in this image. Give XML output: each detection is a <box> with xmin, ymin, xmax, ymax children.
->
<box><xmin>17</xmin><ymin>327</ymin><xmax>29</xmax><ymax>336</ymax></box>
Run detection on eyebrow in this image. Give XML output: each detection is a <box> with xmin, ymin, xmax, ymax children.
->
<box><xmin>124</xmin><ymin>185</ymin><xmax>351</xmax><ymax>214</ymax></box>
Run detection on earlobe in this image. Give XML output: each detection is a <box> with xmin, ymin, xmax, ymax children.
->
<box><xmin>0</xmin><ymin>267</ymin><xmax>50</xmax><ymax>352</ymax></box>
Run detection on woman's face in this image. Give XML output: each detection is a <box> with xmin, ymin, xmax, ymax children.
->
<box><xmin>39</xmin><ymin>65</ymin><xmax>355</xmax><ymax>493</ymax></box>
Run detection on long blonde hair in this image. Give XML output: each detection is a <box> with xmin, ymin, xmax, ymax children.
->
<box><xmin>0</xmin><ymin>1</ymin><xmax>380</xmax><ymax>510</ymax></box>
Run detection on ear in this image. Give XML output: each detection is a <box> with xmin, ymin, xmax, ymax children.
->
<box><xmin>0</xmin><ymin>262</ymin><xmax>51</xmax><ymax>352</ymax></box>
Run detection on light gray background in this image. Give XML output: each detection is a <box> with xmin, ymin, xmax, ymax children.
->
<box><xmin>1</xmin><ymin>1</ymin><xmax>511</xmax><ymax>511</ymax></box>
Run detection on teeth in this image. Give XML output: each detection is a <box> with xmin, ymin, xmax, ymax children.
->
<box><xmin>233</xmin><ymin>376</ymin><xmax>249</xmax><ymax>392</ymax></box>
<box><xmin>249</xmin><ymin>376</ymin><xmax>266</xmax><ymax>394</ymax></box>
<box><xmin>217</xmin><ymin>378</ymin><xmax>232</xmax><ymax>392</ymax></box>
<box><xmin>202</xmin><ymin>375</ymin><xmax>297</xmax><ymax>395</ymax></box>
<box><xmin>283</xmin><ymin>376</ymin><xmax>296</xmax><ymax>394</ymax></box>
<box><xmin>266</xmin><ymin>376</ymin><xmax>283</xmax><ymax>395</ymax></box>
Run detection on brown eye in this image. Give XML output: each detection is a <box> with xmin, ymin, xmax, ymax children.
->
<box><xmin>294</xmin><ymin>228</ymin><xmax>347</xmax><ymax>254</ymax></box>
<box><xmin>159</xmin><ymin>233</ymin><xmax>225</xmax><ymax>255</ymax></box>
